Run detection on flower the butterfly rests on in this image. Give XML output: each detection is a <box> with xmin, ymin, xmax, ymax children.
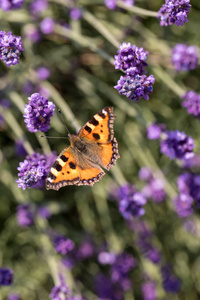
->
<box><xmin>46</xmin><ymin>107</ymin><xmax>120</xmax><ymax>190</ymax></box>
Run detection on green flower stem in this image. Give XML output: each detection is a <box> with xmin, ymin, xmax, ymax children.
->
<box><xmin>117</xmin><ymin>1</ymin><xmax>158</xmax><ymax>17</ymax></box>
<box><xmin>153</xmin><ymin>65</ymin><xmax>186</xmax><ymax>97</ymax></box>
<box><xmin>35</xmin><ymin>132</ymin><xmax>52</xmax><ymax>154</ymax></box>
<box><xmin>36</xmin><ymin>217</ymin><xmax>75</xmax><ymax>289</ymax></box>
<box><xmin>0</xmin><ymin>106</ymin><xmax>33</xmax><ymax>155</ymax></box>
<box><xmin>53</xmin><ymin>24</ymin><xmax>114</xmax><ymax>65</ymax></box>
<box><xmin>82</xmin><ymin>9</ymin><xmax>120</xmax><ymax>48</ymax></box>
<box><xmin>92</xmin><ymin>183</ymin><xmax>122</xmax><ymax>253</ymax></box>
<box><xmin>40</xmin><ymin>80</ymin><xmax>81</xmax><ymax>133</ymax></box>
<box><xmin>0</xmin><ymin>9</ymin><xmax>30</xmax><ymax>23</ymax></box>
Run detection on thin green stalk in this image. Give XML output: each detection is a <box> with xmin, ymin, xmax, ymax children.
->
<box><xmin>117</xmin><ymin>1</ymin><xmax>158</xmax><ymax>17</ymax></box>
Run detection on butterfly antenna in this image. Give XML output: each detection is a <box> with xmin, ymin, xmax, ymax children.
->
<box><xmin>39</xmin><ymin>135</ymin><xmax>68</xmax><ymax>139</ymax></box>
<box><xmin>57</xmin><ymin>108</ymin><xmax>71</xmax><ymax>137</ymax></box>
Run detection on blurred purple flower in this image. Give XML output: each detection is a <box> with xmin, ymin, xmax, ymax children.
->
<box><xmin>15</xmin><ymin>139</ymin><xmax>27</xmax><ymax>157</ymax></box>
<box><xmin>183</xmin><ymin>154</ymin><xmax>200</xmax><ymax>169</ymax></box>
<box><xmin>38</xmin><ymin>206</ymin><xmax>51</xmax><ymax>219</ymax></box>
<box><xmin>7</xmin><ymin>294</ymin><xmax>20</xmax><ymax>300</ymax></box>
<box><xmin>114</xmin><ymin>74</ymin><xmax>155</xmax><ymax>101</ymax></box>
<box><xmin>24</xmin><ymin>24</ymin><xmax>41</xmax><ymax>42</ymax></box>
<box><xmin>98</xmin><ymin>251</ymin><xmax>116</xmax><ymax>265</ymax></box>
<box><xmin>70</xmin><ymin>7</ymin><xmax>82</xmax><ymax>20</ymax></box>
<box><xmin>172</xmin><ymin>44</ymin><xmax>198</xmax><ymax>72</ymax></box>
<box><xmin>16</xmin><ymin>204</ymin><xmax>35</xmax><ymax>227</ymax></box>
<box><xmin>36</xmin><ymin>67</ymin><xmax>50</xmax><ymax>80</ymax></box>
<box><xmin>0</xmin><ymin>31</ymin><xmax>24</xmax><ymax>67</ymax></box>
<box><xmin>62</xmin><ymin>256</ymin><xmax>75</xmax><ymax>270</ymax></box>
<box><xmin>182</xmin><ymin>91</ymin><xmax>200</xmax><ymax>118</ymax></box>
<box><xmin>157</xmin><ymin>0</ymin><xmax>191</xmax><ymax>27</ymax></box>
<box><xmin>105</xmin><ymin>0</ymin><xmax>134</xmax><ymax>10</ymax></box>
<box><xmin>139</xmin><ymin>167</ymin><xmax>153</xmax><ymax>181</ymax></box>
<box><xmin>0</xmin><ymin>98</ymin><xmax>11</xmax><ymax>108</ymax></box>
<box><xmin>114</xmin><ymin>42</ymin><xmax>148</xmax><ymax>74</ymax></box>
<box><xmin>49</xmin><ymin>280</ymin><xmax>71</xmax><ymax>300</ymax></box>
<box><xmin>94</xmin><ymin>274</ymin><xmax>123</xmax><ymax>300</ymax></box>
<box><xmin>29</xmin><ymin>0</ymin><xmax>48</xmax><ymax>17</ymax></box>
<box><xmin>0</xmin><ymin>268</ymin><xmax>13</xmax><ymax>286</ymax></box>
<box><xmin>16</xmin><ymin>151</ymin><xmax>57</xmax><ymax>190</ymax></box>
<box><xmin>23</xmin><ymin>93</ymin><xmax>55</xmax><ymax>133</ymax></box>
<box><xmin>54</xmin><ymin>235</ymin><xmax>75</xmax><ymax>255</ymax></box>
<box><xmin>160</xmin><ymin>130</ymin><xmax>194</xmax><ymax>160</ymax></box>
<box><xmin>174</xmin><ymin>193</ymin><xmax>194</xmax><ymax>218</ymax></box>
<box><xmin>0</xmin><ymin>0</ymin><xmax>24</xmax><ymax>11</ymax></box>
<box><xmin>161</xmin><ymin>265</ymin><xmax>181</xmax><ymax>293</ymax></box>
<box><xmin>40</xmin><ymin>17</ymin><xmax>55</xmax><ymax>34</ymax></box>
<box><xmin>147</xmin><ymin>123</ymin><xmax>166</xmax><ymax>140</ymax></box>
<box><xmin>142</xmin><ymin>281</ymin><xmax>157</xmax><ymax>300</ymax></box>
<box><xmin>76</xmin><ymin>239</ymin><xmax>95</xmax><ymax>260</ymax></box>
<box><xmin>137</xmin><ymin>232</ymin><xmax>161</xmax><ymax>264</ymax></box>
<box><xmin>117</xmin><ymin>183</ymin><xmax>147</xmax><ymax>219</ymax></box>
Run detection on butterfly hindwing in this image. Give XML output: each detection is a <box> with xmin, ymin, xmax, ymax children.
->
<box><xmin>78</xmin><ymin>107</ymin><xmax>115</xmax><ymax>143</ymax></box>
<box><xmin>100</xmin><ymin>138</ymin><xmax>120</xmax><ymax>170</ymax></box>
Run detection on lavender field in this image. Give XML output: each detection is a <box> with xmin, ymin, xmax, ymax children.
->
<box><xmin>1</xmin><ymin>0</ymin><xmax>200</xmax><ymax>299</ymax></box>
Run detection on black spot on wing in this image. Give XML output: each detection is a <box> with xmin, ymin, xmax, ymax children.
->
<box><xmin>84</xmin><ymin>125</ymin><xmax>92</xmax><ymax>133</ymax></box>
<box><xmin>69</xmin><ymin>162</ymin><xmax>76</xmax><ymax>169</ymax></box>
<box><xmin>98</xmin><ymin>111</ymin><xmax>106</xmax><ymax>119</ymax></box>
<box><xmin>93</xmin><ymin>133</ymin><xmax>100</xmax><ymax>140</ymax></box>
<box><xmin>60</xmin><ymin>155</ymin><xmax>68</xmax><ymax>162</ymax></box>
<box><xmin>48</xmin><ymin>172</ymin><xmax>56</xmax><ymax>180</ymax></box>
<box><xmin>89</xmin><ymin>117</ymin><xmax>99</xmax><ymax>126</ymax></box>
<box><xmin>52</xmin><ymin>161</ymin><xmax>62</xmax><ymax>172</ymax></box>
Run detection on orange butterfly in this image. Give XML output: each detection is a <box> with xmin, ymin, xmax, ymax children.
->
<box><xmin>46</xmin><ymin>107</ymin><xmax>120</xmax><ymax>190</ymax></box>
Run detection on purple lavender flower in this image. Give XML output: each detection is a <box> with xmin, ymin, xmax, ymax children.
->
<box><xmin>137</xmin><ymin>233</ymin><xmax>161</xmax><ymax>264</ymax></box>
<box><xmin>0</xmin><ymin>268</ymin><xmax>13</xmax><ymax>286</ymax></box>
<box><xmin>142</xmin><ymin>281</ymin><xmax>157</xmax><ymax>300</ymax></box>
<box><xmin>114</xmin><ymin>74</ymin><xmax>155</xmax><ymax>101</ymax></box>
<box><xmin>105</xmin><ymin>0</ymin><xmax>116</xmax><ymax>9</ymax></box>
<box><xmin>0</xmin><ymin>31</ymin><xmax>24</xmax><ymax>67</ymax></box>
<box><xmin>114</xmin><ymin>43</ymin><xmax>148</xmax><ymax>73</ymax></box>
<box><xmin>139</xmin><ymin>167</ymin><xmax>153</xmax><ymax>181</ymax></box>
<box><xmin>117</xmin><ymin>183</ymin><xmax>147</xmax><ymax>219</ymax></box>
<box><xmin>94</xmin><ymin>274</ymin><xmax>123</xmax><ymax>300</ymax></box>
<box><xmin>172</xmin><ymin>44</ymin><xmax>198</xmax><ymax>72</ymax></box>
<box><xmin>36</xmin><ymin>67</ymin><xmax>50</xmax><ymax>80</ymax></box>
<box><xmin>173</xmin><ymin>193</ymin><xmax>194</xmax><ymax>217</ymax></box>
<box><xmin>111</xmin><ymin>252</ymin><xmax>136</xmax><ymax>291</ymax></box>
<box><xmin>70</xmin><ymin>7</ymin><xmax>82</xmax><ymax>20</ymax></box>
<box><xmin>157</xmin><ymin>0</ymin><xmax>191</xmax><ymax>27</ymax></box>
<box><xmin>183</xmin><ymin>154</ymin><xmax>200</xmax><ymax>169</ymax></box>
<box><xmin>23</xmin><ymin>93</ymin><xmax>55</xmax><ymax>133</ymax></box>
<box><xmin>54</xmin><ymin>235</ymin><xmax>75</xmax><ymax>255</ymax></box>
<box><xmin>0</xmin><ymin>0</ymin><xmax>24</xmax><ymax>11</ymax></box>
<box><xmin>15</xmin><ymin>139</ymin><xmax>27</xmax><ymax>157</ymax></box>
<box><xmin>16</xmin><ymin>204</ymin><xmax>35</xmax><ymax>227</ymax></box>
<box><xmin>160</xmin><ymin>130</ymin><xmax>195</xmax><ymax>160</ymax></box>
<box><xmin>40</xmin><ymin>17</ymin><xmax>55</xmax><ymax>34</ymax></box>
<box><xmin>98</xmin><ymin>251</ymin><xmax>116</xmax><ymax>265</ymax></box>
<box><xmin>0</xmin><ymin>98</ymin><xmax>11</xmax><ymax>108</ymax></box>
<box><xmin>16</xmin><ymin>151</ymin><xmax>57</xmax><ymax>190</ymax></box>
<box><xmin>24</xmin><ymin>24</ymin><xmax>41</xmax><ymax>43</ymax></box>
<box><xmin>49</xmin><ymin>280</ymin><xmax>71</xmax><ymax>300</ymax></box>
<box><xmin>7</xmin><ymin>294</ymin><xmax>20</xmax><ymax>300</ymax></box>
<box><xmin>161</xmin><ymin>265</ymin><xmax>181</xmax><ymax>293</ymax></box>
<box><xmin>182</xmin><ymin>91</ymin><xmax>200</xmax><ymax>118</ymax></box>
<box><xmin>29</xmin><ymin>0</ymin><xmax>48</xmax><ymax>17</ymax></box>
<box><xmin>75</xmin><ymin>239</ymin><xmax>95</xmax><ymax>260</ymax></box>
<box><xmin>147</xmin><ymin>123</ymin><xmax>166</xmax><ymax>140</ymax></box>
<box><xmin>38</xmin><ymin>206</ymin><xmax>51</xmax><ymax>219</ymax></box>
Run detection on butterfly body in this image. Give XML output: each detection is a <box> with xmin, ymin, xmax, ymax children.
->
<box><xmin>46</xmin><ymin>107</ymin><xmax>120</xmax><ymax>190</ymax></box>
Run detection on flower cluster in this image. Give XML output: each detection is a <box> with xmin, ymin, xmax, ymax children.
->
<box><xmin>160</xmin><ymin>130</ymin><xmax>195</xmax><ymax>160</ymax></box>
<box><xmin>157</xmin><ymin>0</ymin><xmax>191</xmax><ymax>27</ymax></box>
<box><xmin>172</xmin><ymin>44</ymin><xmax>198</xmax><ymax>72</ymax></box>
<box><xmin>23</xmin><ymin>93</ymin><xmax>55</xmax><ymax>132</ymax></box>
<box><xmin>105</xmin><ymin>0</ymin><xmax>134</xmax><ymax>10</ymax></box>
<box><xmin>0</xmin><ymin>268</ymin><xmax>13</xmax><ymax>286</ymax></box>
<box><xmin>17</xmin><ymin>204</ymin><xmax>35</xmax><ymax>227</ymax></box>
<box><xmin>0</xmin><ymin>31</ymin><xmax>24</xmax><ymax>67</ymax></box>
<box><xmin>142</xmin><ymin>281</ymin><xmax>157</xmax><ymax>300</ymax></box>
<box><xmin>16</xmin><ymin>151</ymin><xmax>57</xmax><ymax>190</ymax></box>
<box><xmin>53</xmin><ymin>235</ymin><xmax>75</xmax><ymax>255</ymax></box>
<box><xmin>114</xmin><ymin>43</ymin><xmax>155</xmax><ymax>101</ymax></box>
<box><xmin>139</xmin><ymin>167</ymin><xmax>166</xmax><ymax>203</ymax></box>
<box><xmin>182</xmin><ymin>91</ymin><xmax>200</xmax><ymax>118</ymax></box>
<box><xmin>49</xmin><ymin>280</ymin><xmax>71</xmax><ymax>300</ymax></box>
<box><xmin>161</xmin><ymin>265</ymin><xmax>181</xmax><ymax>293</ymax></box>
<box><xmin>147</xmin><ymin>122</ymin><xmax>166</xmax><ymax>140</ymax></box>
<box><xmin>0</xmin><ymin>0</ymin><xmax>24</xmax><ymax>11</ymax></box>
<box><xmin>117</xmin><ymin>183</ymin><xmax>147</xmax><ymax>219</ymax></box>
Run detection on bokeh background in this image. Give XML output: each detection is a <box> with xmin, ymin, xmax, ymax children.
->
<box><xmin>1</xmin><ymin>0</ymin><xmax>200</xmax><ymax>299</ymax></box>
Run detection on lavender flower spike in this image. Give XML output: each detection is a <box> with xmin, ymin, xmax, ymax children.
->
<box><xmin>0</xmin><ymin>31</ymin><xmax>24</xmax><ymax>67</ymax></box>
<box><xmin>0</xmin><ymin>0</ymin><xmax>24</xmax><ymax>11</ymax></box>
<box><xmin>160</xmin><ymin>130</ymin><xmax>195</xmax><ymax>160</ymax></box>
<box><xmin>0</xmin><ymin>268</ymin><xmax>13</xmax><ymax>286</ymax></box>
<box><xmin>114</xmin><ymin>74</ymin><xmax>155</xmax><ymax>101</ymax></box>
<box><xmin>23</xmin><ymin>93</ymin><xmax>55</xmax><ymax>133</ymax></box>
<box><xmin>157</xmin><ymin>0</ymin><xmax>191</xmax><ymax>27</ymax></box>
<box><xmin>182</xmin><ymin>91</ymin><xmax>200</xmax><ymax>118</ymax></box>
<box><xmin>172</xmin><ymin>44</ymin><xmax>198</xmax><ymax>72</ymax></box>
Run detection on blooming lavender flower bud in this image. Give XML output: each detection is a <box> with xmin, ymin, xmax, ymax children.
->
<box><xmin>36</xmin><ymin>67</ymin><xmax>50</xmax><ymax>80</ymax></box>
<box><xmin>114</xmin><ymin>42</ymin><xmax>148</xmax><ymax>73</ymax></box>
<box><xmin>160</xmin><ymin>130</ymin><xmax>195</xmax><ymax>160</ymax></box>
<box><xmin>16</xmin><ymin>204</ymin><xmax>35</xmax><ymax>227</ymax></box>
<box><xmin>142</xmin><ymin>281</ymin><xmax>157</xmax><ymax>300</ymax></box>
<box><xmin>117</xmin><ymin>183</ymin><xmax>147</xmax><ymax>219</ymax></box>
<box><xmin>139</xmin><ymin>167</ymin><xmax>153</xmax><ymax>181</ymax></box>
<box><xmin>29</xmin><ymin>0</ymin><xmax>48</xmax><ymax>17</ymax></box>
<box><xmin>75</xmin><ymin>239</ymin><xmax>95</xmax><ymax>260</ymax></box>
<box><xmin>114</xmin><ymin>74</ymin><xmax>155</xmax><ymax>101</ymax></box>
<box><xmin>23</xmin><ymin>93</ymin><xmax>55</xmax><ymax>133</ymax></box>
<box><xmin>16</xmin><ymin>152</ymin><xmax>57</xmax><ymax>190</ymax></box>
<box><xmin>70</xmin><ymin>7</ymin><xmax>82</xmax><ymax>20</ymax></box>
<box><xmin>37</xmin><ymin>206</ymin><xmax>51</xmax><ymax>219</ymax></box>
<box><xmin>105</xmin><ymin>0</ymin><xmax>116</xmax><ymax>9</ymax></box>
<box><xmin>0</xmin><ymin>31</ymin><xmax>24</xmax><ymax>67</ymax></box>
<box><xmin>157</xmin><ymin>0</ymin><xmax>191</xmax><ymax>27</ymax></box>
<box><xmin>0</xmin><ymin>0</ymin><xmax>24</xmax><ymax>11</ymax></box>
<box><xmin>182</xmin><ymin>91</ymin><xmax>200</xmax><ymax>118</ymax></box>
<box><xmin>172</xmin><ymin>44</ymin><xmax>198</xmax><ymax>72</ymax></box>
<box><xmin>49</xmin><ymin>281</ymin><xmax>71</xmax><ymax>300</ymax></box>
<box><xmin>147</xmin><ymin>123</ymin><xmax>166</xmax><ymax>140</ymax></box>
<box><xmin>40</xmin><ymin>17</ymin><xmax>55</xmax><ymax>34</ymax></box>
<box><xmin>98</xmin><ymin>252</ymin><xmax>116</xmax><ymax>265</ymax></box>
<box><xmin>161</xmin><ymin>265</ymin><xmax>181</xmax><ymax>293</ymax></box>
<box><xmin>54</xmin><ymin>235</ymin><xmax>75</xmax><ymax>255</ymax></box>
<box><xmin>7</xmin><ymin>294</ymin><xmax>20</xmax><ymax>300</ymax></box>
<box><xmin>0</xmin><ymin>268</ymin><xmax>13</xmax><ymax>286</ymax></box>
<box><xmin>173</xmin><ymin>193</ymin><xmax>194</xmax><ymax>217</ymax></box>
